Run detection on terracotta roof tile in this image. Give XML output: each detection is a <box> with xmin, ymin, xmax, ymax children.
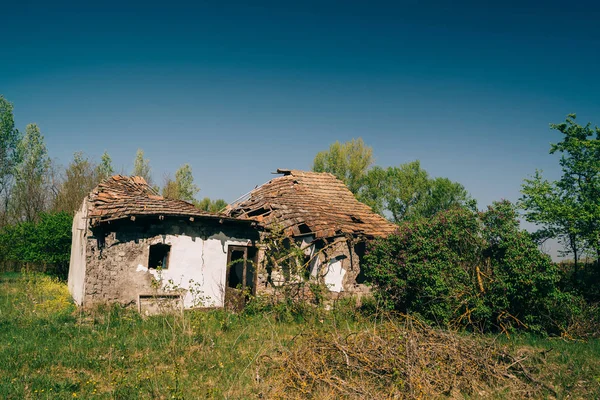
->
<box><xmin>224</xmin><ymin>170</ymin><xmax>397</xmax><ymax>239</ymax></box>
<box><xmin>88</xmin><ymin>175</ymin><xmax>243</xmax><ymax>226</ymax></box>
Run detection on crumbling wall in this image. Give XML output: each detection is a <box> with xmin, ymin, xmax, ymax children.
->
<box><xmin>254</xmin><ymin>235</ymin><xmax>370</xmax><ymax>301</ymax></box>
<box><xmin>81</xmin><ymin>218</ymin><xmax>257</xmax><ymax>309</ymax></box>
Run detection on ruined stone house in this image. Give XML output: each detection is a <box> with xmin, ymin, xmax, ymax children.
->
<box><xmin>224</xmin><ymin>169</ymin><xmax>398</xmax><ymax>298</ymax></box>
<box><xmin>68</xmin><ymin>175</ymin><xmax>260</xmax><ymax>312</ymax></box>
<box><xmin>68</xmin><ymin>171</ymin><xmax>397</xmax><ymax>311</ymax></box>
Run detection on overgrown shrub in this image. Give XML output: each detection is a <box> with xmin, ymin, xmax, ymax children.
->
<box><xmin>0</xmin><ymin>212</ymin><xmax>72</xmax><ymax>280</ymax></box>
<box><xmin>556</xmin><ymin>259</ymin><xmax>600</xmax><ymax>303</ymax></box>
<box><xmin>362</xmin><ymin>200</ymin><xmax>577</xmax><ymax>334</ymax></box>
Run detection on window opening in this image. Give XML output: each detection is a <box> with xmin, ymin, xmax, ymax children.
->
<box><xmin>149</xmin><ymin>244</ymin><xmax>171</xmax><ymax>269</ymax></box>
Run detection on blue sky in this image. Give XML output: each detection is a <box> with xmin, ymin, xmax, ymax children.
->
<box><xmin>2</xmin><ymin>0</ymin><xmax>600</xmax><ymax>231</ymax></box>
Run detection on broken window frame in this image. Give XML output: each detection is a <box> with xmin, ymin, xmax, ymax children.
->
<box><xmin>225</xmin><ymin>245</ymin><xmax>258</xmax><ymax>296</ymax></box>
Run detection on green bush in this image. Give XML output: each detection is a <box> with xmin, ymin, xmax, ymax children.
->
<box><xmin>362</xmin><ymin>201</ymin><xmax>577</xmax><ymax>334</ymax></box>
<box><xmin>0</xmin><ymin>212</ymin><xmax>72</xmax><ymax>280</ymax></box>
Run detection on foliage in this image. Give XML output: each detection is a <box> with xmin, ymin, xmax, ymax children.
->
<box><xmin>174</xmin><ymin>163</ymin><xmax>199</xmax><ymax>201</ymax></box>
<box><xmin>0</xmin><ymin>212</ymin><xmax>72</xmax><ymax>279</ymax></box>
<box><xmin>194</xmin><ymin>197</ymin><xmax>228</xmax><ymax>213</ymax></box>
<box><xmin>132</xmin><ymin>148</ymin><xmax>153</xmax><ymax>185</ymax></box>
<box><xmin>312</xmin><ymin>137</ymin><xmax>373</xmax><ymax>194</ymax></box>
<box><xmin>0</xmin><ymin>273</ymin><xmax>75</xmax><ymax>321</ymax></box>
<box><xmin>95</xmin><ymin>150</ymin><xmax>114</xmax><ymax>181</ymax></box>
<box><xmin>362</xmin><ymin>201</ymin><xmax>571</xmax><ymax>334</ymax></box>
<box><xmin>11</xmin><ymin>123</ymin><xmax>51</xmax><ymax>223</ymax></box>
<box><xmin>245</xmin><ymin>224</ymin><xmax>333</xmax><ymax>317</ymax></box>
<box><xmin>1</xmin><ymin>273</ymin><xmax>599</xmax><ymax>399</ymax></box>
<box><xmin>162</xmin><ymin>164</ymin><xmax>200</xmax><ymax>202</ymax></box>
<box><xmin>53</xmin><ymin>152</ymin><xmax>99</xmax><ymax>214</ymax></box>
<box><xmin>0</xmin><ymin>95</ymin><xmax>21</xmax><ymax>222</ymax></box>
<box><xmin>359</xmin><ymin>161</ymin><xmax>470</xmax><ymax>222</ymax></box>
<box><xmin>552</xmin><ymin>259</ymin><xmax>600</xmax><ymax>321</ymax></box>
<box><xmin>312</xmin><ymin>139</ymin><xmax>469</xmax><ymax>223</ymax></box>
<box><xmin>520</xmin><ymin>114</ymin><xmax>600</xmax><ymax>267</ymax></box>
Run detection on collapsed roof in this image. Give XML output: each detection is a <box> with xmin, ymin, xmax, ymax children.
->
<box><xmin>87</xmin><ymin>175</ymin><xmax>244</xmax><ymax>227</ymax></box>
<box><xmin>224</xmin><ymin>169</ymin><xmax>398</xmax><ymax>239</ymax></box>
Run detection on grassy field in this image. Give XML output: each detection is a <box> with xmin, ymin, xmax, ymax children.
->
<box><xmin>1</xmin><ymin>273</ymin><xmax>599</xmax><ymax>399</ymax></box>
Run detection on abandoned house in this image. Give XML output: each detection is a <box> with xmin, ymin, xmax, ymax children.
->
<box><xmin>68</xmin><ymin>170</ymin><xmax>398</xmax><ymax>311</ymax></box>
<box><xmin>68</xmin><ymin>175</ymin><xmax>260</xmax><ymax>312</ymax></box>
<box><xmin>224</xmin><ymin>169</ymin><xmax>398</xmax><ymax>298</ymax></box>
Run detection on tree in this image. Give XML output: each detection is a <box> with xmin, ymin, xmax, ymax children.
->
<box><xmin>362</xmin><ymin>201</ymin><xmax>564</xmax><ymax>334</ymax></box>
<box><xmin>132</xmin><ymin>149</ymin><xmax>152</xmax><ymax>185</ymax></box>
<box><xmin>0</xmin><ymin>96</ymin><xmax>21</xmax><ymax>224</ymax></box>
<box><xmin>161</xmin><ymin>164</ymin><xmax>200</xmax><ymax>202</ymax></box>
<box><xmin>521</xmin><ymin>170</ymin><xmax>585</xmax><ymax>270</ymax></box>
<box><xmin>520</xmin><ymin>114</ymin><xmax>600</xmax><ymax>273</ymax></box>
<box><xmin>313</xmin><ymin>140</ymin><xmax>469</xmax><ymax>222</ymax></box>
<box><xmin>53</xmin><ymin>152</ymin><xmax>98</xmax><ymax>214</ymax></box>
<box><xmin>312</xmin><ymin>138</ymin><xmax>373</xmax><ymax>194</ymax></box>
<box><xmin>0</xmin><ymin>211</ymin><xmax>72</xmax><ymax>279</ymax></box>
<box><xmin>96</xmin><ymin>151</ymin><xmax>114</xmax><ymax>181</ymax></box>
<box><xmin>174</xmin><ymin>164</ymin><xmax>199</xmax><ymax>201</ymax></box>
<box><xmin>419</xmin><ymin>177</ymin><xmax>471</xmax><ymax>219</ymax></box>
<box><xmin>195</xmin><ymin>197</ymin><xmax>228</xmax><ymax>213</ymax></box>
<box><xmin>161</xmin><ymin>176</ymin><xmax>179</xmax><ymax>199</ymax></box>
<box><xmin>12</xmin><ymin>124</ymin><xmax>51</xmax><ymax>222</ymax></box>
<box><xmin>358</xmin><ymin>161</ymin><xmax>469</xmax><ymax>223</ymax></box>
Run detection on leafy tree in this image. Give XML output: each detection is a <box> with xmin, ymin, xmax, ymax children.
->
<box><xmin>363</xmin><ymin>201</ymin><xmax>566</xmax><ymax>334</ymax></box>
<box><xmin>312</xmin><ymin>138</ymin><xmax>373</xmax><ymax>194</ymax></box>
<box><xmin>0</xmin><ymin>211</ymin><xmax>72</xmax><ymax>279</ymax></box>
<box><xmin>95</xmin><ymin>151</ymin><xmax>114</xmax><ymax>181</ymax></box>
<box><xmin>421</xmin><ymin>177</ymin><xmax>471</xmax><ymax>218</ymax></box>
<box><xmin>161</xmin><ymin>164</ymin><xmax>200</xmax><ymax>202</ymax></box>
<box><xmin>12</xmin><ymin>124</ymin><xmax>51</xmax><ymax>222</ymax></box>
<box><xmin>161</xmin><ymin>176</ymin><xmax>179</xmax><ymax>199</ymax></box>
<box><xmin>0</xmin><ymin>96</ymin><xmax>21</xmax><ymax>223</ymax></box>
<box><xmin>53</xmin><ymin>152</ymin><xmax>98</xmax><ymax>214</ymax></box>
<box><xmin>520</xmin><ymin>114</ymin><xmax>600</xmax><ymax>272</ymax></box>
<box><xmin>132</xmin><ymin>148</ymin><xmax>152</xmax><ymax>185</ymax></box>
<box><xmin>521</xmin><ymin>171</ymin><xmax>584</xmax><ymax>269</ymax></box>
<box><xmin>313</xmin><ymin>139</ymin><xmax>469</xmax><ymax>222</ymax></box>
<box><xmin>174</xmin><ymin>164</ymin><xmax>199</xmax><ymax>201</ymax></box>
<box><xmin>359</xmin><ymin>161</ymin><xmax>469</xmax><ymax>223</ymax></box>
<box><xmin>195</xmin><ymin>197</ymin><xmax>228</xmax><ymax>213</ymax></box>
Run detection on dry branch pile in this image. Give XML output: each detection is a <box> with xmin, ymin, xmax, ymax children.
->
<box><xmin>260</xmin><ymin>316</ymin><xmax>553</xmax><ymax>399</ymax></box>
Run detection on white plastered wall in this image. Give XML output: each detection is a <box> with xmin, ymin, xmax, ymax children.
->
<box><xmin>67</xmin><ymin>201</ymin><xmax>88</xmax><ymax>305</ymax></box>
<box><xmin>137</xmin><ymin>232</ymin><xmax>252</xmax><ymax>308</ymax></box>
<box><xmin>323</xmin><ymin>258</ymin><xmax>346</xmax><ymax>293</ymax></box>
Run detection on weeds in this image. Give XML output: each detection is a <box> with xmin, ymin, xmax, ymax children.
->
<box><xmin>1</xmin><ymin>273</ymin><xmax>599</xmax><ymax>399</ymax></box>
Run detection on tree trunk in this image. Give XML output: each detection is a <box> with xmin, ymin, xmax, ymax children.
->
<box><xmin>570</xmin><ymin>233</ymin><xmax>579</xmax><ymax>285</ymax></box>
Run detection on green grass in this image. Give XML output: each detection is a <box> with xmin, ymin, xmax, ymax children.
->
<box><xmin>496</xmin><ymin>334</ymin><xmax>600</xmax><ymax>397</ymax></box>
<box><xmin>1</xmin><ymin>273</ymin><xmax>599</xmax><ymax>399</ymax></box>
<box><xmin>0</xmin><ymin>273</ymin><xmax>357</xmax><ymax>399</ymax></box>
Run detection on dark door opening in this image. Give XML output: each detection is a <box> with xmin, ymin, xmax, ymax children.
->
<box><xmin>225</xmin><ymin>245</ymin><xmax>257</xmax><ymax>310</ymax></box>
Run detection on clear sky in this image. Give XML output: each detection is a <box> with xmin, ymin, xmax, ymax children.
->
<box><xmin>3</xmin><ymin>1</ymin><xmax>600</xmax><ymax>240</ymax></box>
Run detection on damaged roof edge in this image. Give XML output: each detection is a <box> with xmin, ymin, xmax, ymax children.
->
<box><xmin>224</xmin><ymin>169</ymin><xmax>398</xmax><ymax>239</ymax></box>
<box><xmin>89</xmin><ymin>212</ymin><xmax>255</xmax><ymax>227</ymax></box>
<box><xmin>86</xmin><ymin>175</ymin><xmax>256</xmax><ymax>228</ymax></box>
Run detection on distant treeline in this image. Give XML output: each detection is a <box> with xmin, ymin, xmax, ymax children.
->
<box><xmin>0</xmin><ymin>95</ymin><xmax>225</xmax><ymax>277</ymax></box>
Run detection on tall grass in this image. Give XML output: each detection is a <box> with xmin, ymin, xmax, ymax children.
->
<box><xmin>1</xmin><ymin>273</ymin><xmax>599</xmax><ymax>399</ymax></box>
<box><xmin>0</xmin><ymin>273</ymin><xmax>349</xmax><ymax>399</ymax></box>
